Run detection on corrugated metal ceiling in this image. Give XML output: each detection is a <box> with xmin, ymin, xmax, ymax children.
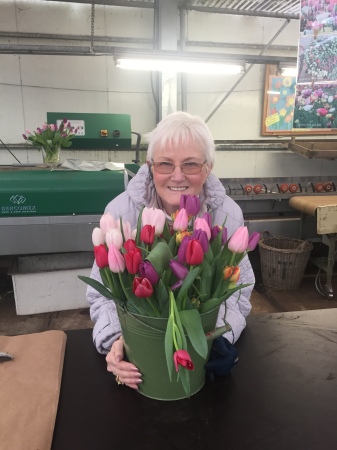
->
<box><xmin>45</xmin><ymin>0</ymin><xmax>300</xmax><ymax>20</ymax></box>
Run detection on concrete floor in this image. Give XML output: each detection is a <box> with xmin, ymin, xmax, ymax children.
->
<box><xmin>1</xmin><ymin>264</ymin><xmax>336</xmax><ymax>337</ymax></box>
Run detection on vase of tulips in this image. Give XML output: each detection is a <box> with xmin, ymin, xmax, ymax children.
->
<box><xmin>80</xmin><ymin>194</ymin><xmax>259</xmax><ymax>400</ymax></box>
<box><xmin>23</xmin><ymin>119</ymin><xmax>76</xmax><ymax>168</ymax></box>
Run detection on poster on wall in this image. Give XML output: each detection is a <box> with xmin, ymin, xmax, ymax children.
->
<box><xmin>262</xmin><ymin>65</ymin><xmax>337</xmax><ymax>135</ymax></box>
<box><xmin>298</xmin><ymin>0</ymin><xmax>337</xmax><ymax>83</ymax></box>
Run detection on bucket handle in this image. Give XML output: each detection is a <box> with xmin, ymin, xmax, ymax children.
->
<box><xmin>119</xmin><ymin>307</ymin><xmax>231</xmax><ymax>341</ymax></box>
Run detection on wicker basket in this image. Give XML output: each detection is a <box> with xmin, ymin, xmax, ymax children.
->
<box><xmin>259</xmin><ymin>233</ymin><xmax>313</xmax><ymax>291</ymax></box>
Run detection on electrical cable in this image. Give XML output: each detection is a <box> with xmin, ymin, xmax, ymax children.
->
<box><xmin>0</xmin><ymin>139</ymin><xmax>21</xmax><ymax>164</ymax></box>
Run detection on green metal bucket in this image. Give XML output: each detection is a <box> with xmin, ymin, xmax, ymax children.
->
<box><xmin>117</xmin><ymin>304</ymin><xmax>219</xmax><ymax>401</ymax></box>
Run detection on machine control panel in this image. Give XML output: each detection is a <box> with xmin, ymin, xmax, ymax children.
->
<box><xmin>47</xmin><ymin>112</ymin><xmax>132</xmax><ymax>150</ymax></box>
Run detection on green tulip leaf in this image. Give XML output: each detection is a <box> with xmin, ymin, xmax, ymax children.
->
<box><xmin>179</xmin><ymin>309</ymin><xmax>208</xmax><ymax>359</ymax></box>
<box><xmin>164</xmin><ymin>314</ymin><xmax>174</xmax><ymax>381</ymax></box>
<box><xmin>78</xmin><ymin>275</ymin><xmax>115</xmax><ymax>300</ymax></box>
<box><xmin>176</xmin><ymin>266</ymin><xmax>201</xmax><ymax>307</ymax></box>
<box><xmin>146</xmin><ymin>242</ymin><xmax>173</xmax><ymax>276</ymax></box>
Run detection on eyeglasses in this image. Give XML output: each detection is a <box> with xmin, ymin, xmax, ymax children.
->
<box><xmin>152</xmin><ymin>161</ymin><xmax>206</xmax><ymax>175</ymax></box>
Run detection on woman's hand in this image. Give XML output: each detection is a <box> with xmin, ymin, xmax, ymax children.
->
<box><xmin>106</xmin><ymin>336</ymin><xmax>142</xmax><ymax>390</ymax></box>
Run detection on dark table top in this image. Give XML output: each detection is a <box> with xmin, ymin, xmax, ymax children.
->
<box><xmin>52</xmin><ymin>309</ymin><xmax>337</xmax><ymax>450</ymax></box>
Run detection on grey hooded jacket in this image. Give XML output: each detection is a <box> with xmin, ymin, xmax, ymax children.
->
<box><xmin>87</xmin><ymin>164</ymin><xmax>255</xmax><ymax>354</ymax></box>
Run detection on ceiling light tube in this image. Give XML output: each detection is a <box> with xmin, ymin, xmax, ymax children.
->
<box><xmin>115</xmin><ymin>57</ymin><xmax>244</xmax><ymax>75</ymax></box>
<box><xmin>281</xmin><ymin>67</ymin><xmax>298</xmax><ymax>77</ymax></box>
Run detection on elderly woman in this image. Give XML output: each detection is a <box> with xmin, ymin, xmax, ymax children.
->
<box><xmin>87</xmin><ymin>111</ymin><xmax>255</xmax><ymax>389</ymax></box>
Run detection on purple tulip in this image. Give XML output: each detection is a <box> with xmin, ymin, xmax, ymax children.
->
<box><xmin>22</xmin><ymin>134</ymin><xmax>28</xmax><ymax>140</ymax></box>
<box><xmin>169</xmin><ymin>260</ymin><xmax>189</xmax><ymax>280</ymax></box>
<box><xmin>247</xmin><ymin>232</ymin><xmax>260</xmax><ymax>251</ymax></box>
<box><xmin>221</xmin><ymin>227</ymin><xmax>228</xmax><ymax>245</ymax></box>
<box><xmin>139</xmin><ymin>260</ymin><xmax>159</xmax><ymax>285</ymax></box>
<box><xmin>171</xmin><ymin>280</ymin><xmax>183</xmax><ymax>291</ymax></box>
<box><xmin>194</xmin><ymin>217</ymin><xmax>211</xmax><ymax>240</ymax></box>
<box><xmin>228</xmin><ymin>226</ymin><xmax>249</xmax><ymax>254</ymax></box>
<box><xmin>210</xmin><ymin>225</ymin><xmax>228</xmax><ymax>245</ymax></box>
<box><xmin>179</xmin><ymin>194</ymin><xmax>200</xmax><ymax>216</ymax></box>
<box><xmin>191</xmin><ymin>229</ymin><xmax>209</xmax><ymax>253</ymax></box>
<box><xmin>177</xmin><ymin>235</ymin><xmax>191</xmax><ymax>264</ymax></box>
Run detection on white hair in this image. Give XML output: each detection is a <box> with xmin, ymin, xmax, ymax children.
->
<box><xmin>144</xmin><ymin>111</ymin><xmax>215</xmax><ymax>166</ymax></box>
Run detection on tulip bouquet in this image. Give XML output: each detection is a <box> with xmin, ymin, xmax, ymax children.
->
<box><xmin>80</xmin><ymin>194</ymin><xmax>259</xmax><ymax>397</ymax></box>
<box><xmin>23</xmin><ymin>119</ymin><xmax>76</xmax><ymax>164</ymax></box>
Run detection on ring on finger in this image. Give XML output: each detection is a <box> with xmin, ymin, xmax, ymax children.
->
<box><xmin>115</xmin><ymin>374</ymin><xmax>124</xmax><ymax>385</ymax></box>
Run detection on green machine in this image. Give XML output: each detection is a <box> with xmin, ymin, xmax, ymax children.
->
<box><xmin>47</xmin><ymin>112</ymin><xmax>132</xmax><ymax>150</ymax></box>
<box><xmin>0</xmin><ymin>164</ymin><xmax>139</xmax><ymax>255</ymax></box>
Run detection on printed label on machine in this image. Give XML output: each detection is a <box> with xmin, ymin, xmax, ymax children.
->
<box><xmin>56</xmin><ymin>119</ymin><xmax>85</xmax><ymax>136</ymax></box>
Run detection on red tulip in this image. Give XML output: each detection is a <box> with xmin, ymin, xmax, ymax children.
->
<box><xmin>140</xmin><ymin>224</ymin><xmax>155</xmax><ymax>245</ymax></box>
<box><xmin>94</xmin><ymin>245</ymin><xmax>109</xmax><ymax>269</ymax></box>
<box><xmin>123</xmin><ymin>239</ymin><xmax>137</xmax><ymax>252</ymax></box>
<box><xmin>185</xmin><ymin>239</ymin><xmax>204</xmax><ymax>265</ymax></box>
<box><xmin>173</xmin><ymin>350</ymin><xmax>194</xmax><ymax>372</ymax></box>
<box><xmin>124</xmin><ymin>248</ymin><xmax>142</xmax><ymax>274</ymax></box>
<box><xmin>132</xmin><ymin>277</ymin><xmax>154</xmax><ymax>298</ymax></box>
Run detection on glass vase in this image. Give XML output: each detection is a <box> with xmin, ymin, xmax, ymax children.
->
<box><xmin>42</xmin><ymin>146</ymin><xmax>61</xmax><ymax>168</ymax></box>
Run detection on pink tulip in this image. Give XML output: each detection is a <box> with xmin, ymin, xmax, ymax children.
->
<box><xmin>41</xmin><ymin>123</ymin><xmax>48</xmax><ymax>130</ymax></box>
<box><xmin>106</xmin><ymin>228</ymin><xmax>123</xmax><ymax>250</ymax></box>
<box><xmin>173</xmin><ymin>208</ymin><xmax>189</xmax><ymax>232</ymax></box>
<box><xmin>25</xmin><ymin>129</ymin><xmax>31</xmax><ymax>135</ymax></box>
<box><xmin>92</xmin><ymin>227</ymin><xmax>105</xmax><ymax>246</ymax></box>
<box><xmin>228</xmin><ymin>226</ymin><xmax>249</xmax><ymax>253</ymax></box>
<box><xmin>108</xmin><ymin>244</ymin><xmax>125</xmax><ymax>273</ymax></box>
<box><xmin>194</xmin><ymin>217</ymin><xmax>211</xmax><ymax>240</ymax></box>
<box><xmin>142</xmin><ymin>207</ymin><xmax>166</xmax><ymax>236</ymax></box>
<box><xmin>100</xmin><ymin>213</ymin><xmax>117</xmax><ymax>235</ymax></box>
<box><xmin>118</xmin><ymin>220</ymin><xmax>132</xmax><ymax>241</ymax></box>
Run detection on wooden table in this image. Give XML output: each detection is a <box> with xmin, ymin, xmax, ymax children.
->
<box><xmin>289</xmin><ymin>195</ymin><xmax>337</xmax><ymax>298</ymax></box>
<box><xmin>52</xmin><ymin>309</ymin><xmax>337</xmax><ymax>450</ymax></box>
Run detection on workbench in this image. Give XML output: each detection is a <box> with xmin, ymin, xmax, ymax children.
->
<box><xmin>289</xmin><ymin>195</ymin><xmax>337</xmax><ymax>298</ymax></box>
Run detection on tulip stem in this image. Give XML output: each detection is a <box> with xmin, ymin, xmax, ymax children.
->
<box><xmin>147</xmin><ymin>296</ymin><xmax>161</xmax><ymax>317</ymax></box>
<box><xmin>118</xmin><ymin>272</ymin><xmax>130</xmax><ymax>302</ymax></box>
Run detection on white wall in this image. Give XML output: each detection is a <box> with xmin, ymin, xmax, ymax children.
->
<box><xmin>1</xmin><ymin>1</ymin><xmax>337</xmax><ymax>177</ymax></box>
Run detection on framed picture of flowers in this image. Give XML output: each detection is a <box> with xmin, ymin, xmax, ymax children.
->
<box><xmin>261</xmin><ymin>64</ymin><xmax>337</xmax><ymax>136</ymax></box>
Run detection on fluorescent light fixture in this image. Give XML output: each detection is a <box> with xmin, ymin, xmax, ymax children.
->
<box><xmin>281</xmin><ymin>67</ymin><xmax>298</xmax><ymax>77</ymax></box>
<box><xmin>267</xmin><ymin>90</ymin><xmax>280</xmax><ymax>95</ymax></box>
<box><xmin>115</xmin><ymin>57</ymin><xmax>243</xmax><ymax>75</ymax></box>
